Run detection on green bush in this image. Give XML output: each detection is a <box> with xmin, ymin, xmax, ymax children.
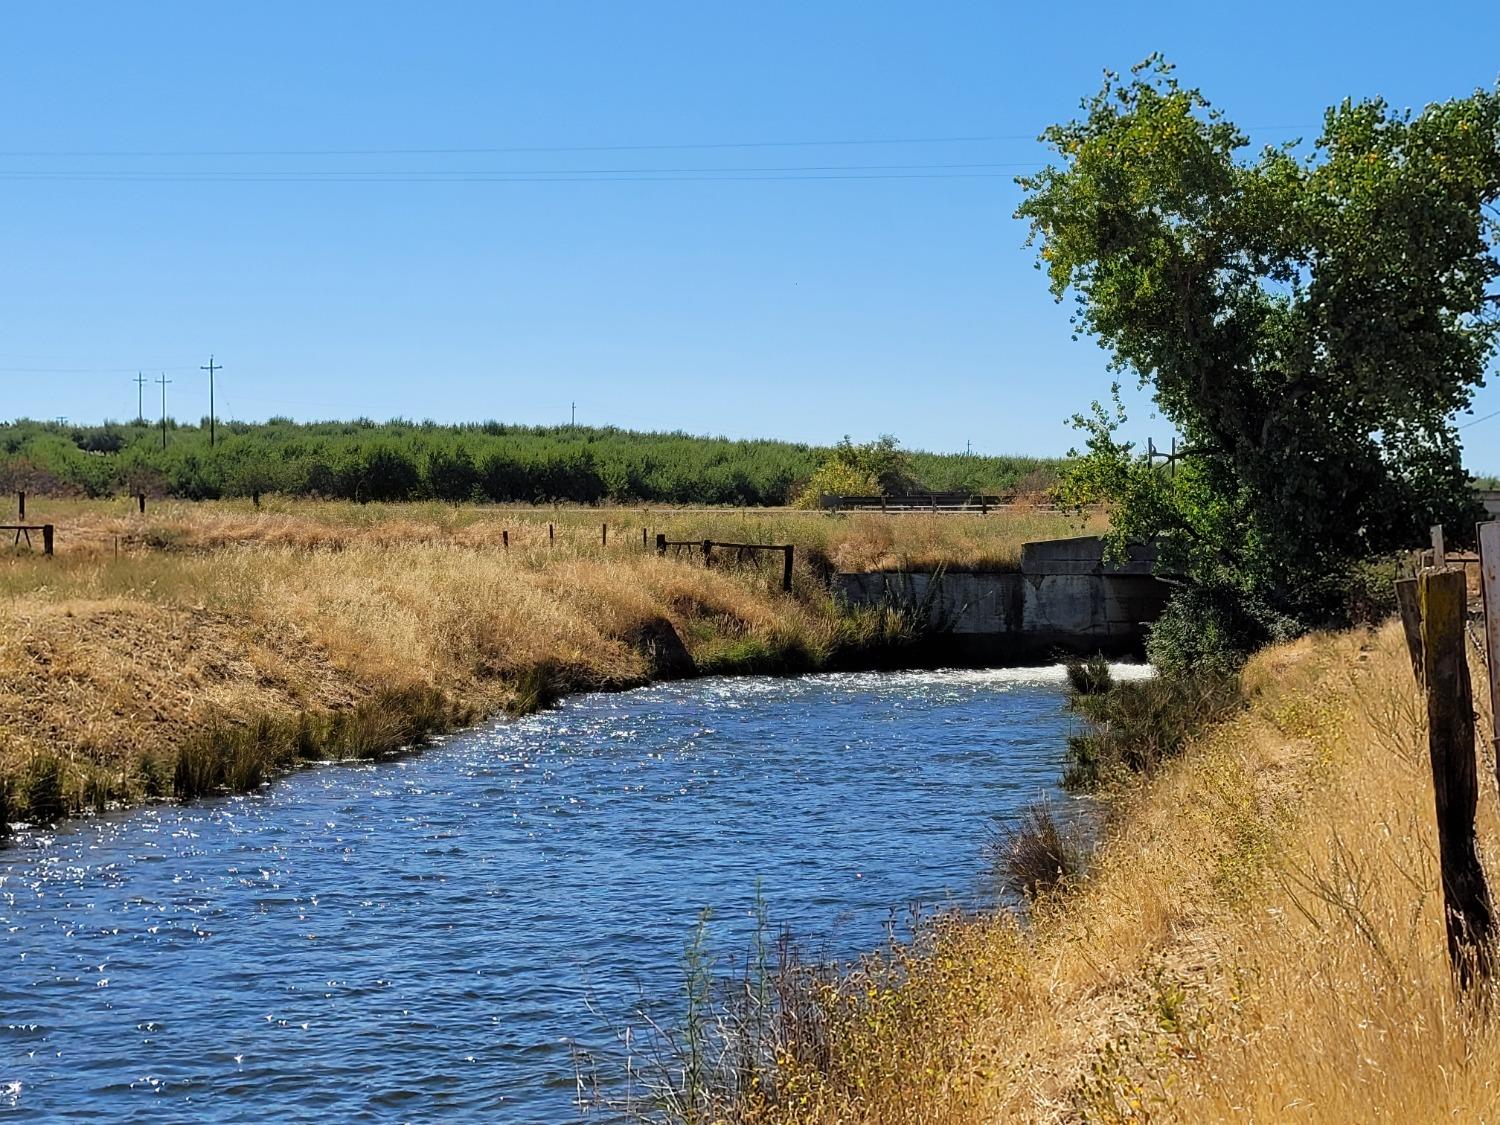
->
<box><xmin>1064</xmin><ymin>671</ymin><xmax>1245</xmax><ymax>791</ymax></box>
<box><xmin>0</xmin><ymin>417</ymin><xmax>1060</xmax><ymax>508</ymax></box>
<box><xmin>1145</xmin><ymin>584</ymin><xmax>1300</xmax><ymax>680</ymax></box>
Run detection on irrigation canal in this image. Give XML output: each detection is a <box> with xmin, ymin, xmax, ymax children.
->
<box><xmin>1</xmin><ymin>663</ymin><xmax>1148</xmax><ymax>1121</ymax></box>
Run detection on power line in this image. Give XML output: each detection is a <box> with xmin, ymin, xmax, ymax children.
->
<box><xmin>1460</xmin><ymin>408</ymin><xmax>1500</xmax><ymax>430</ymax></box>
<box><xmin>0</xmin><ymin>123</ymin><xmax>1314</xmax><ymax>160</ymax></box>
<box><xmin>0</xmin><ymin>170</ymin><xmax>1023</xmax><ymax>184</ymax></box>
<box><xmin>134</xmin><ymin>371</ymin><xmax>147</xmax><ymax>423</ymax></box>
<box><xmin>156</xmin><ymin>372</ymin><xmax>172</xmax><ymax>450</ymax></box>
<box><xmin>0</xmin><ymin>134</ymin><xmax>1041</xmax><ymax>158</ymax></box>
<box><xmin>0</xmin><ymin>159</ymin><xmax>1036</xmax><ymax>178</ymax></box>
<box><xmin>202</xmin><ymin>355</ymin><xmax>220</xmax><ymax>447</ymax></box>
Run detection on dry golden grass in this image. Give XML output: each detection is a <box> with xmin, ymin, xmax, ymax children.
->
<box><xmin>743</xmin><ymin>623</ymin><xmax>1500</xmax><ymax>1123</ymax></box>
<box><xmin>0</xmin><ymin>531</ymin><xmax>869</xmax><ymax>820</ymax></box>
<box><xmin>6</xmin><ymin>495</ymin><xmax>1088</xmax><ymax>822</ymax></box>
<box><xmin>11</xmin><ymin>495</ymin><xmax>1102</xmax><ymax>572</ymax></box>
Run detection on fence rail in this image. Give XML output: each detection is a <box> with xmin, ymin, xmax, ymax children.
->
<box><xmin>655</xmin><ymin>534</ymin><xmax>794</xmax><ymax>591</ymax></box>
<box><xmin>2</xmin><ymin>524</ymin><xmax>55</xmax><ymax>554</ymax></box>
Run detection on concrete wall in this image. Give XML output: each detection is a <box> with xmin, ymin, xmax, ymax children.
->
<box><xmin>834</xmin><ymin>536</ymin><xmax>1172</xmax><ymax>662</ymax></box>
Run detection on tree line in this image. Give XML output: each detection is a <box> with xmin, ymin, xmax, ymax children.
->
<box><xmin>0</xmin><ymin>417</ymin><xmax>1059</xmax><ymax>506</ymax></box>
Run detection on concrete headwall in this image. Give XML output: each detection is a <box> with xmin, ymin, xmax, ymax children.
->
<box><xmin>834</xmin><ymin>536</ymin><xmax>1172</xmax><ymax>662</ymax></box>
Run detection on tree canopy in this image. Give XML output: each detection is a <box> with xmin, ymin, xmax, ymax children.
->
<box><xmin>1019</xmin><ymin>57</ymin><xmax>1500</xmax><ymax>619</ymax></box>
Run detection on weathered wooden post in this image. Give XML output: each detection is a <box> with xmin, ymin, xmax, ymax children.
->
<box><xmin>1395</xmin><ymin>578</ymin><xmax>1424</xmax><ymax>686</ymax></box>
<box><xmin>42</xmin><ymin>525</ymin><xmax>53</xmax><ymax>556</ymax></box>
<box><xmin>656</xmin><ymin>533</ymin><xmax>667</xmax><ymax>556</ymax></box>
<box><xmin>1432</xmin><ymin>524</ymin><xmax>1447</xmax><ymax>569</ymax></box>
<box><xmin>980</xmin><ymin>494</ymin><xmax>988</xmax><ymax>515</ymax></box>
<box><xmin>17</xmin><ymin>491</ymin><xmax>24</xmax><ymax>519</ymax></box>
<box><xmin>502</xmin><ymin>529</ymin><xmax>509</xmax><ymax>550</ymax></box>
<box><xmin>1419</xmin><ymin>565</ymin><xmax>1494</xmax><ymax>989</ymax></box>
<box><xmin>642</xmin><ymin>527</ymin><xmax>648</xmax><ymax>550</ymax></box>
<box><xmin>782</xmin><ymin>544</ymin><xmax>794</xmax><ymax>592</ymax></box>
<box><xmin>702</xmin><ymin>539</ymin><xmax>713</xmax><ymax>567</ymax></box>
<box><xmin>601</xmin><ymin>522</ymin><xmax>607</xmax><ymax>547</ymax></box>
<box><xmin>137</xmin><ymin>493</ymin><xmax>146</xmax><ymax>514</ymax></box>
<box><xmin>1479</xmin><ymin>522</ymin><xmax>1500</xmax><ymax>785</ymax></box>
<box><xmin>549</xmin><ymin>522</ymin><xmax>554</xmax><ymax>543</ymax></box>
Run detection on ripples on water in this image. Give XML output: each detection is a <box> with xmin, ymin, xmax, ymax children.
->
<box><xmin>0</xmin><ymin>663</ymin><xmax>1149</xmax><ymax>1121</ymax></box>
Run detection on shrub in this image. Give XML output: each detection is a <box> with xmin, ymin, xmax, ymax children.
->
<box><xmin>1341</xmin><ymin>556</ymin><xmax>1402</xmax><ymax>627</ymax></box>
<box><xmin>1064</xmin><ymin>653</ymin><xmax>1113</xmax><ymax>695</ymax></box>
<box><xmin>1145</xmin><ymin>584</ymin><xmax>1299</xmax><ymax>680</ymax></box>
<box><xmin>988</xmin><ymin>799</ymin><xmax>1088</xmax><ymax>899</ymax></box>
<box><xmin>1064</xmin><ymin>671</ymin><xmax>1245</xmax><ymax>791</ymax></box>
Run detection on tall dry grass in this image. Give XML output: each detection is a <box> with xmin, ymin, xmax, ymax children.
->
<box><xmin>718</xmin><ymin>623</ymin><xmax>1500</xmax><ymax>1122</ymax></box>
<box><xmin>4</xmin><ymin>496</ymin><xmax>1072</xmax><ymax>824</ymax></box>
<box><xmin>8</xmin><ymin>496</ymin><xmax>1103</xmax><ymax>573</ymax></box>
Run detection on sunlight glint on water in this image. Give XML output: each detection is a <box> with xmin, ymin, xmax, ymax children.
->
<box><xmin>0</xmin><ymin>663</ymin><xmax>1146</xmax><ymax>1121</ymax></box>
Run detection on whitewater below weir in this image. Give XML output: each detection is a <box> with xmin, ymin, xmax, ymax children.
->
<box><xmin>1</xmin><ymin>662</ymin><xmax>1150</xmax><ymax>1122</ymax></box>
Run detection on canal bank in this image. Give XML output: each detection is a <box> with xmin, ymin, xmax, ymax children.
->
<box><xmin>1</xmin><ymin>520</ymin><xmax>1152</xmax><ymax>832</ymax></box>
<box><xmin>0</xmin><ymin>662</ymin><xmax>1149</xmax><ymax>1120</ymax></box>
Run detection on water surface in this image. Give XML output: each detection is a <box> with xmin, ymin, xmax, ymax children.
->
<box><xmin>0</xmin><ymin>664</ymin><xmax>1143</xmax><ymax>1121</ymax></box>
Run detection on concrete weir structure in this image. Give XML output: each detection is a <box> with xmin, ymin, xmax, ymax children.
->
<box><xmin>834</xmin><ymin>536</ymin><xmax>1172</xmax><ymax>662</ymax></box>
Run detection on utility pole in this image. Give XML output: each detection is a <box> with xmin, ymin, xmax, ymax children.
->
<box><xmin>571</xmin><ymin>401</ymin><xmax>576</xmax><ymax>427</ymax></box>
<box><xmin>157</xmin><ymin>373</ymin><xmax>172</xmax><ymax>450</ymax></box>
<box><xmin>201</xmin><ymin>355</ymin><xmax>220</xmax><ymax>447</ymax></box>
<box><xmin>134</xmin><ymin>371</ymin><xmax>147</xmax><ymax>424</ymax></box>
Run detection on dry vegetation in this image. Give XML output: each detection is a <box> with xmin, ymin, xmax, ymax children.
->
<box><xmin>719</xmin><ymin>622</ymin><xmax>1500</xmax><ymax>1122</ymax></box>
<box><xmin>0</xmin><ymin>497</ymin><xmax>1095</xmax><ymax>824</ymax></box>
<box><xmin>22</xmin><ymin>495</ymin><xmax>1102</xmax><ymax>572</ymax></box>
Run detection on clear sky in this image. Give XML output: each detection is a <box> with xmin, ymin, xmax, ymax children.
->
<box><xmin>3</xmin><ymin>2</ymin><xmax>1499</xmax><ymax>464</ymax></box>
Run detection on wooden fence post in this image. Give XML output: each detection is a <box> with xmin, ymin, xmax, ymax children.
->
<box><xmin>137</xmin><ymin>493</ymin><xmax>146</xmax><ymax>514</ymax></box>
<box><xmin>702</xmin><ymin>539</ymin><xmax>713</xmax><ymax>566</ymax></box>
<box><xmin>642</xmin><ymin>527</ymin><xmax>648</xmax><ymax>550</ymax></box>
<box><xmin>1479</xmin><ymin>522</ymin><xmax>1500</xmax><ymax>784</ymax></box>
<box><xmin>601</xmin><ymin>522</ymin><xmax>607</xmax><ymax>547</ymax></box>
<box><xmin>17</xmin><ymin>491</ymin><xmax>24</xmax><ymax>520</ymax></box>
<box><xmin>42</xmin><ymin>525</ymin><xmax>53</xmax><ymax>556</ymax></box>
<box><xmin>656</xmin><ymin>533</ymin><xmax>667</xmax><ymax>556</ymax></box>
<box><xmin>502</xmin><ymin>529</ymin><xmax>509</xmax><ymax>550</ymax></box>
<box><xmin>1432</xmin><ymin>524</ymin><xmax>1447</xmax><ymax>569</ymax></box>
<box><xmin>1395</xmin><ymin>578</ymin><xmax>1425</xmax><ymax>686</ymax></box>
<box><xmin>549</xmin><ymin>523</ymin><xmax>554</xmax><ymax>543</ymax></box>
<box><xmin>1420</xmin><ymin>565</ymin><xmax>1494</xmax><ymax>989</ymax></box>
<box><xmin>782</xmin><ymin>544</ymin><xmax>794</xmax><ymax>592</ymax></box>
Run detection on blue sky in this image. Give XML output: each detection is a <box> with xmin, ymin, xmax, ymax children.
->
<box><xmin>3</xmin><ymin>2</ymin><xmax>1499</xmax><ymax>465</ymax></box>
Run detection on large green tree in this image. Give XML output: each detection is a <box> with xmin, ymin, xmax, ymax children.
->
<box><xmin>1019</xmin><ymin>57</ymin><xmax>1500</xmax><ymax>619</ymax></box>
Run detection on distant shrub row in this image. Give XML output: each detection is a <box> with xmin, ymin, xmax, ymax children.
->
<box><xmin>0</xmin><ymin>417</ymin><xmax>1060</xmax><ymax>506</ymax></box>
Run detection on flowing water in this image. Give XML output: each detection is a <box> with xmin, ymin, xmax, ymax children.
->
<box><xmin>0</xmin><ymin>663</ymin><xmax>1148</xmax><ymax>1122</ymax></box>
